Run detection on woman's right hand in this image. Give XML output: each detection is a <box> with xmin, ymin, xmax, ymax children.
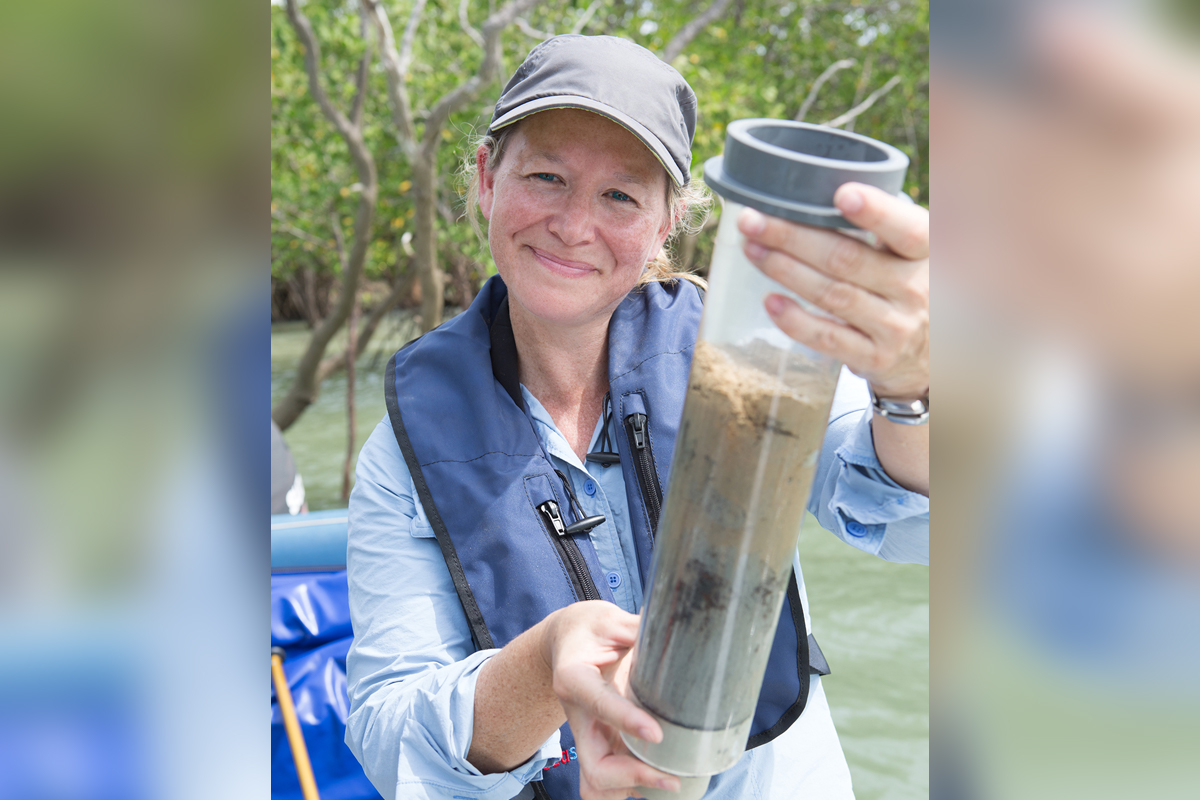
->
<box><xmin>542</xmin><ymin>601</ymin><xmax>682</xmax><ymax>800</ymax></box>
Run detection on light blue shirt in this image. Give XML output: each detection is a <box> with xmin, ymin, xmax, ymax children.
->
<box><xmin>345</xmin><ymin>367</ymin><xmax>928</xmax><ymax>800</ymax></box>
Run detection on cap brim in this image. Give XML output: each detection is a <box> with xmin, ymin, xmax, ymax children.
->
<box><xmin>489</xmin><ymin>96</ymin><xmax>687</xmax><ymax>186</ymax></box>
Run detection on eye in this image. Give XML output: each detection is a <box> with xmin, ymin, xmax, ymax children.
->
<box><xmin>609</xmin><ymin>190</ymin><xmax>635</xmax><ymax>203</ymax></box>
<box><xmin>532</xmin><ymin>173</ymin><xmax>559</xmax><ymax>183</ymax></box>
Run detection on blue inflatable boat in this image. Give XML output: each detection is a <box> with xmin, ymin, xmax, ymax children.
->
<box><xmin>271</xmin><ymin>510</ymin><xmax>381</xmax><ymax>800</ymax></box>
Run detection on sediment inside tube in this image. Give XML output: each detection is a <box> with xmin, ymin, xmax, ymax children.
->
<box><xmin>633</xmin><ymin>339</ymin><xmax>837</xmax><ymax>731</ymax></box>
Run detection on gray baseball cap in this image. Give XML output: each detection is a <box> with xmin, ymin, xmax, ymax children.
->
<box><xmin>487</xmin><ymin>35</ymin><xmax>698</xmax><ymax>186</ymax></box>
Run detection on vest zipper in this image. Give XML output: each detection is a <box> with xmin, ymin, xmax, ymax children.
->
<box><xmin>537</xmin><ymin>500</ymin><xmax>601</xmax><ymax>602</ymax></box>
<box><xmin>624</xmin><ymin>413</ymin><xmax>664</xmax><ymax>537</ymax></box>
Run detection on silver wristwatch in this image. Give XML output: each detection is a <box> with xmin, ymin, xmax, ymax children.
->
<box><xmin>869</xmin><ymin>386</ymin><xmax>929</xmax><ymax>425</ymax></box>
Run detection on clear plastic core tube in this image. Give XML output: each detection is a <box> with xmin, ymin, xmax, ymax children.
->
<box><xmin>623</xmin><ymin>200</ymin><xmax>842</xmax><ymax>776</ymax></box>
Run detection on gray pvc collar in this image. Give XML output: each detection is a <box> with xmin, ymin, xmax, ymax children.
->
<box><xmin>703</xmin><ymin>119</ymin><xmax>910</xmax><ymax>230</ymax></box>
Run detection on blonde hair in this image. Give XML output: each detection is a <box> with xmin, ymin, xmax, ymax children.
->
<box><xmin>462</xmin><ymin>125</ymin><xmax>712</xmax><ymax>289</ymax></box>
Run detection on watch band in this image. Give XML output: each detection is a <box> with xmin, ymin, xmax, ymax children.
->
<box><xmin>869</xmin><ymin>386</ymin><xmax>929</xmax><ymax>425</ymax></box>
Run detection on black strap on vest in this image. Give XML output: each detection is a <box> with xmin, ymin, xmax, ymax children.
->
<box><xmin>385</xmin><ymin>355</ymin><xmax>496</xmax><ymax>652</ymax></box>
<box><xmin>489</xmin><ymin>297</ymin><xmax>524</xmax><ymax>411</ymax></box>
<box><xmin>747</xmin><ymin>570</ymin><xmax>810</xmax><ymax>749</ymax></box>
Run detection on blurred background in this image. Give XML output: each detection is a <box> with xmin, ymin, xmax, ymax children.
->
<box><xmin>0</xmin><ymin>0</ymin><xmax>268</xmax><ymax>795</ymax></box>
<box><xmin>932</xmin><ymin>0</ymin><xmax>1200</xmax><ymax>797</ymax></box>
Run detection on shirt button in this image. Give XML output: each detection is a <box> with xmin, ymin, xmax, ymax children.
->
<box><xmin>846</xmin><ymin>520</ymin><xmax>868</xmax><ymax>537</ymax></box>
<box><xmin>583</xmin><ymin>479</ymin><xmax>597</xmax><ymax>497</ymax></box>
<box><xmin>606</xmin><ymin>571</ymin><xmax>622</xmax><ymax>589</ymax></box>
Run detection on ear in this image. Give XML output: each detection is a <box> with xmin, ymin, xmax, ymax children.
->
<box><xmin>477</xmin><ymin>145</ymin><xmax>496</xmax><ymax>222</ymax></box>
<box><xmin>657</xmin><ymin>200</ymin><xmax>683</xmax><ymax>248</ymax></box>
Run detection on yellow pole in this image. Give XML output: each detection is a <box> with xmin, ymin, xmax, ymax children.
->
<box><xmin>272</xmin><ymin>647</ymin><xmax>321</xmax><ymax>800</ymax></box>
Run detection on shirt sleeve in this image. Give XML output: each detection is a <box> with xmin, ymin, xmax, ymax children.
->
<box><xmin>807</xmin><ymin>368</ymin><xmax>930</xmax><ymax>565</ymax></box>
<box><xmin>344</xmin><ymin>416</ymin><xmax>563</xmax><ymax>800</ymax></box>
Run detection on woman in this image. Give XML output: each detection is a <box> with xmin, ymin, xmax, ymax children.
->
<box><xmin>346</xmin><ymin>35</ymin><xmax>928</xmax><ymax>800</ymax></box>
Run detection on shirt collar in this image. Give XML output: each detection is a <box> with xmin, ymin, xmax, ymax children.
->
<box><xmin>519</xmin><ymin>385</ymin><xmax>605</xmax><ymax>473</ymax></box>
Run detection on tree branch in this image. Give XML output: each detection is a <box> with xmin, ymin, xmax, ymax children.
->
<box><xmin>366</xmin><ymin>0</ymin><xmax>428</xmax><ymax>153</ymax></box>
<box><xmin>515</xmin><ymin>17</ymin><xmax>552</xmax><ymax>39</ymax></box>
<box><xmin>795</xmin><ymin>58</ymin><xmax>857</xmax><ymax>122</ymax></box>
<box><xmin>398</xmin><ymin>0</ymin><xmax>424</xmax><ymax>73</ymax></box>
<box><xmin>330</xmin><ymin>209</ymin><xmax>349</xmax><ymax>272</ymax></box>
<box><xmin>843</xmin><ymin>54</ymin><xmax>872</xmax><ymax>133</ymax></box>
<box><xmin>421</xmin><ymin>0</ymin><xmax>545</xmax><ymax>156</ymax></box>
<box><xmin>350</xmin><ymin>8</ymin><xmax>373</xmax><ymax>127</ymax></box>
<box><xmin>661</xmin><ymin>0</ymin><xmax>736</xmax><ymax>63</ymax></box>
<box><xmin>272</xmin><ymin>208</ymin><xmax>329</xmax><ymax>250</ymax></box>
<box><xmin>571</xmin><ymin>0</ymin><xmax>602</xmax><ymax>35</ymax></box>
<box><xmin>285</xmin><ymin>0</ymin><xmax>360</xmax><ymax>165</ymax></box>
<box><xmin>823</xmin><ymin>74</ymin><xmax>902</xmax><ymax>128</ymax></box>
<box><xmin>460</xmin><ymin>0</ymin><xmax>486</xmax><ymax>47</ymax></box>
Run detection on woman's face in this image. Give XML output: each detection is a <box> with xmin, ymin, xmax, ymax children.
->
<box><xmin>477</xmin><ymin>108</ymin><xmax>673</xmax><ymax>329</ymax></box>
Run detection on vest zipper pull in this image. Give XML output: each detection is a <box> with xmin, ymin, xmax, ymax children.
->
<box><xmin>631</xmin><ymin>414</ymin><xmax>647</xmax><ymax>449</ymax></box>
<box><xmin>538</xmin><ymin>501</ymin><xmax>567</xmax><ymax>536</ymax></box>
<box><xmin>564</xmin><ymin>515</ymin><xmax>606</xmax><ymax>536</ymax></box>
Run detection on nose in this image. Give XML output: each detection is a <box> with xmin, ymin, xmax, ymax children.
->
<box><xmin>547</xmin><ymin>189</ymin><xmax>596</xmax><ymax>247</ymax></box>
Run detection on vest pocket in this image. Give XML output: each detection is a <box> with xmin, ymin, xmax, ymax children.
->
<box><xmin>524</xmin><ymin>474</ymin><xmax>601</xmax><ymax>602</ymax></box>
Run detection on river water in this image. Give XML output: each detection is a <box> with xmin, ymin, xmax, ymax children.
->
<box><xmin>270</xmin><ymin>314</ymin><xmax>928</xmax><ymax>799</ymax></box>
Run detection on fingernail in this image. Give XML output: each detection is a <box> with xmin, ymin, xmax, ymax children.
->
<box><xmin>836</xmin><ymin>187</ymin><xmax>864</xmax><ymax>215</ymax></box>
<box><xmin>744</xmin><ymin>241</ymin><xmax>767</xmax><ymax>260</ymax></box>
<box><xmin>765</xmin><ymin>294</ymin><xmax>787</xmax><ymax>316</ymax></box>
<box><xmin>658</xmin><ymin>778</ymin><xmax>681</xmax><ymax>791</ymax></box>
<box><xmin>739</xmin><ymin>207</ymin><xmax>766</xmax><ymax>234</ymax></box>
<box><xmin>639</xmin><ymin>726</ymin><xmax>661</xmax><ymax>743</ymax></box>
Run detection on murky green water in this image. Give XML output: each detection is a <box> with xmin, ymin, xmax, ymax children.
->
<box><xmin>270</xmin><ymin>316</ymin><xmax>928</xmax><ymax>798</ymax></box>
<box><xmin>798</xmin><ymin>517</ymin><xmax>929</xmax><ymax>798</ymax></box>
<box><xmin>270</xmin><ymin>311</ymin><xmax>430</xmax><ymax>511</ymax></box>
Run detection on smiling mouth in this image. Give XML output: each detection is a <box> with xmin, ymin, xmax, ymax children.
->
<box><xmin>529</xmin><ymin>246</ymin><xmax>595</xmax><ymax>275</ymax></box>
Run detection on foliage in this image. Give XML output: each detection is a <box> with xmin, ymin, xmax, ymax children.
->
<box><xmin>271</xmin><ymin>0</ymin><xmax>928</xmax><ymax>302</ymax></box>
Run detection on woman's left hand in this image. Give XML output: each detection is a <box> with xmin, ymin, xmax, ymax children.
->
<box><xmin>739</xmin><ymin>182</ymin><xmax>929</xmax><ymax>400</ymax></box>
<box><xmin>544</xmin><ymin>602</ymin><xmax>680</xmax><ymax>800</ymax></box>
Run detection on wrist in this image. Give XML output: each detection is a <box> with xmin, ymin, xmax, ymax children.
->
<box><xmin>867</xmin><ymin>379</ymin><xmax>928</xmax><ymax>402</ymax></box>
<box><xmin>869</xmin><ymin>384</ymin><xmax>930</xmax><ymax>425</ymax></box>
<box><xmin>537</xmin><ymin>613</ymin><xmax>558</xmax><ymax>677</ymax></box>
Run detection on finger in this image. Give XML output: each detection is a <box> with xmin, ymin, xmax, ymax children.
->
<box><xmin>556</xmin><ymin>664</ymin><xmax>662</xmax><ymax>743</ymax></box>
<box><xmin>579</xmin><ymin>751</ymin><xmax>681</xmax><ymax>798</ymax></box>
<box><xmin>572</xmin><ymin>600</ymin><xmax>642</xmax><ymax>647</ymax></box>
<box><xmin>743</xmin><ymin>243</ymin><xmax>898</xmax><ymax>338</ymax></box>
<box><xmin>763</xmin><ymin>294</ymin><xmax>875</xmax><ymax>368</ymax></box>
<box><xmin>834</xmin><ymin>183</ymin><xmax>929</xmax><ymax>260</ymax></box>
<box><xmin>739</xmin><ymin>207</ymin><xmax>910</xmax><ymax>297</ymax></box>
<box><xmin>569</xmin><ymin>718</ymin><xmax>681</xmax><ymax>800</ymax></box>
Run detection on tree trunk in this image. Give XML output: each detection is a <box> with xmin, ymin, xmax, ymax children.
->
<box><xmin>414</xmin><ymin>157</ymin><xmax>443</xmax><ymax>332</ymax></box>
<box><xmin>314</xmin><ymin>258</ymin><xmax>417</xmax><ymax>384</ymax></box>
<box><xmin>272</xmin><ymin>176</ymin><xmax>377</xmax><ymax>432</ymax></box>
<box><xmin>274</xmin><ymin>0</ymin><xmax>378</xmax><ymax>432</ymax></box>
<box><xmin>370</xmin><ymin>0</ymin><xmax>547</xmax><ymax>332</ymax></box>
<box><xmin>449</xmin><ymin>251</ymin><xmax>477</xmax><ymax>308</ymax></box>
<box><xmin>342</xmin><ymin>288</ymin><xmax>359</xmax><ymax>503</ymax></box>
<box><xmin>302</xmin><ymin>263</ymin><xmax>320</xmax><ymax>326</ymax></box>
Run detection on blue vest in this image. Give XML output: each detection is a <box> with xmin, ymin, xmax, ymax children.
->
<box><xmin>385</xmin><ymin>275</ymin><xmax>828</xmax><ymax>800</ymax></box>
